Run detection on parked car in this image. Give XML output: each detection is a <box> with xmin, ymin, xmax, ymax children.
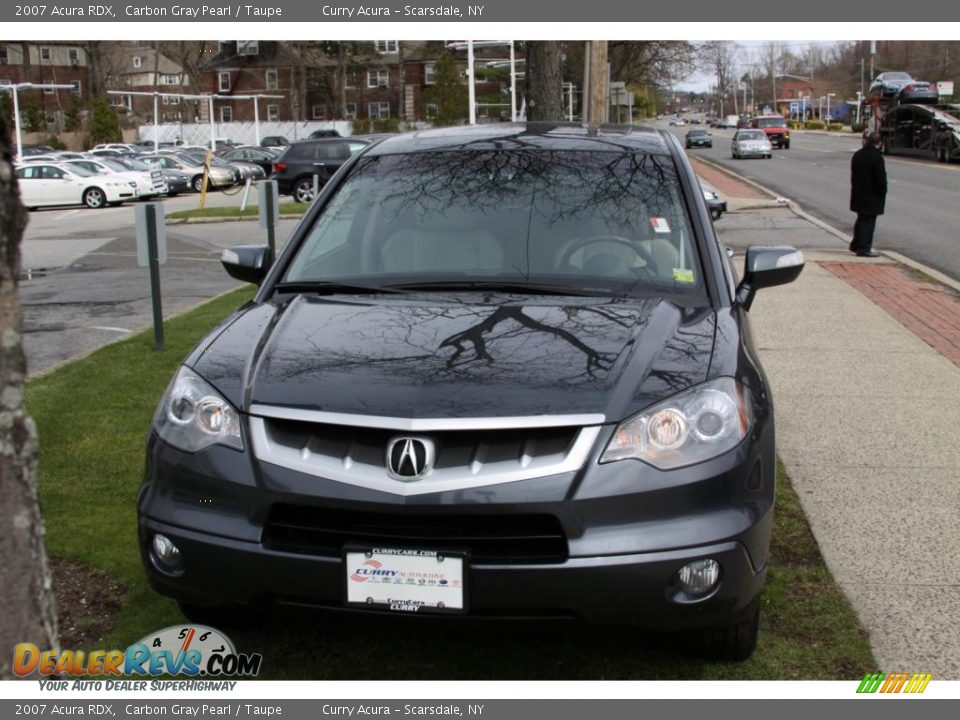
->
<box><xmin>748</xmin><ymin>116</ymin><xmax>790</xmax><ymax>149</ymax></box>
<box><xmin>669</xmin><ymin>117</ymin><xmax>685</xmax><ymax>127</ymax></box>
<box><xmin>64</xmin><ymin>157</ymin><xmax>168</xmax><ymax>199</ymax></box>
<box><xmin>685</xmin><ymin>129</ymin><xmax>713</xmax><ymax>149</ymax></box>
<box><xmin>114</xmin><ymin>157</ymin><xmax>190</xmax><ymax>196</ymax></box>
<box><xmin>869</xmin><ymin>71</ymin><xmax>917</xmax><ymax>98</ymax></box>
<box><xmin>271</xmin><ymin>137</ymin><xmax>370</xmax><ymax>203</ymax></box>
<box><xmin>221</xmin><ymin>146</ymin><xmax>278</xmax><ymax>175</ymax></box>
<box><xmin>703</xmin><ymin>188</ymin><xmax>727</xmax><ymax>220</ymax></box>
<box><xmin>898</xmin><ymin>81</ymin><xmax>939</xmax><ymax>104</ymax></box>
<box><xmin>15</xmin><ymin>162</ymin><xmax>136</xmax><ymax>209</ymax></box>
<box><xmin>732</xmin><ymin>129</ymin><xmax>773</xmax><ymax>159</ymax></box>
<box><xmin>724</xmin><ymin>115</ymin><xmax>740</xmax><ymax>129</ymax></box>
<box><xmin>260</xmin><ymin>135</ymin><xmax>290</xmax><ymax>148</ymax></box>
<box><xmin>140</xmin><ymin>154</ymin><xmax>239</xmax><ymax>192</ymax></box>
<box><xmin>139</xmin><ymin>123</ymin><xmax>805</xmax><ymax>661</ymax></box>
<box><xmin>307</xmin><ymin>129</ymin><xmax>341</xmax><ymax>139</ymax></box>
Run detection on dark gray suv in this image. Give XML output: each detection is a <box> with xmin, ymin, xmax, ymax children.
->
<box><xmin>139</xmin><ymin>123</ymin><xmax>803</xmax><ymax>661</ymax></box>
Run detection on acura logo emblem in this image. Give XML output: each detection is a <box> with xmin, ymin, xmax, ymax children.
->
<box><xmin>386</xmin><ymin>436</ymin><xmax>435</xmax><ymax>481</ymax></box>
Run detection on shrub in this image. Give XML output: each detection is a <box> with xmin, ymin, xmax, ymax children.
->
<box><xmin>827</xmin><ymin>123</ymin><xmax>844</xmax><ymax>132</ymax></box>
<box><xmin>351</xmin><ymin>118</ymin><xmax>372</xmax><ymax>135</ymax></box>
<box><xmin>787</xmin><ymin>120</ymin><xmax>803</xmax><ymax>129</ymax></box>
<box><xmin>372</xmin><ymin>117</ymin><xmax>401</xmax><ymax>133</ymax></box>
<box><xmin>804</xmin><ymin>120</ymin><xmax>826</xmax><ymax>130</ymax></box>
<box><xmin>850</xmin><ymin>122</ymin><xmax>865</xmax><ymax>133</ymax></box>
<box><xmin>44</xmin><ymin>135</ymin><xmax>67</xmax><ymax>150</ymax></box>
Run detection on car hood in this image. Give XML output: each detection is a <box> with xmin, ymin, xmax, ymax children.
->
<box><xmin>191</xmin><ymin>294</ymin><xmax>717</xmax><ymax>423</ymax></box>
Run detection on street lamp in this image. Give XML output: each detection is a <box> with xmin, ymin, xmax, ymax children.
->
<box><xmin>1</xmin><ymin>82</ymin><xmax>76</xmax><ymax>158</ymax></box>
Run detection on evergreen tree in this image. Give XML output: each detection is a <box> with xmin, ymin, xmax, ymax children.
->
<box><xmin>425</xmin><ymin>52</ymin><xmax>467</xmax><ymax>127</ymax></box>
<box><xmin>87</xmin><ymin>97</ymin><xmax>122</xmax><ymax>145</ymax></box>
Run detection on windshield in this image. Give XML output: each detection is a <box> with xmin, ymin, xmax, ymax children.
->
<box><xmin>117</xmin><ymin>158</ymin><xmax>150</xmax><ymax>171</ymax></box>
<box><xmin>283</xmin><ymin>150</ymin><xmax>705</xmax><ymax>298</ymax></box>
<box><xmin>738</xmin><ymin>130</ymin><xmax>767</xmax><ymax>141</ymax></box>
<box><xmin>65</xmin><ymin>165</ymin><xmax>96</xmax><ymax>177</ymax></box>
<box><xmin>689</xmin><ymin>130</ymin><xmax>708</xmax><ymax>136</ymax></box>
<box><xmin>98</xmin><ymin>159</ymin><xmax>130</xmax><ymax>172</ymax></box>
<box><xmin>755</xmin><ymin>118</ymin><xmax>786</xmax><ymax>128</ymax></box>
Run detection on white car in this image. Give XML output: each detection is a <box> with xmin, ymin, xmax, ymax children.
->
<box><xmin>731</xmin><ymin>129</ymin><xmax>773</xmax><ymax>159</ymax></box>
<box><xmin>66</xmin><ymin>158</ymin><xmax>168</xmax><ymax>199</ymax></box>
<box><xmin>15</xmin><ymin>162</ymin><xmax>137</xmax><ymax>209</ymax></box>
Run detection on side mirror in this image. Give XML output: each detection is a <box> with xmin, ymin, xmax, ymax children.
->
<box><xmin>735</xmin><ymin>246</ymin><xmax>804</xmax><ymax>311</ymax></box>
<box><xmin>221</xmin><ymin>244</ymin><xmax>272</xmax><ymax>285</ymax></box>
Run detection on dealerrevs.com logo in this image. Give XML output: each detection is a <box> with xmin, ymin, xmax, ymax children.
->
<box><xmin>14</xmin><ymin>625</ymin><xmax>262</xmax><ymax>679</ymax></box>
<box><xmin>857</xmin><ymin>672</ymin><xmax>933</xmax><ymax>694</ymax></box>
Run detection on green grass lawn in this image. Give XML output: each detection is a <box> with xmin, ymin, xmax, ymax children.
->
<box><xmin>27</xmin><ymin>292</ymin><xmax>875</xmax><ymax>679</ymax></box>
<box><xmin>166</xmin><ymin>203</ymin><xmax>308</xmax><ymax>221</ymax></box>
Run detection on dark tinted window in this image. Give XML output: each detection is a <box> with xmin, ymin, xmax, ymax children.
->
<box><xmin>285</xmin><ymin>150</ymin><xmax>705</xmax><ymax>297</ymax></box>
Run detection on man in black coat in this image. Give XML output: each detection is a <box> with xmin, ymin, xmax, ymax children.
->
<box><xmin>849</xmin><ymin>132</ymin><xmax>887</xmax><ymax>257</ymax></box>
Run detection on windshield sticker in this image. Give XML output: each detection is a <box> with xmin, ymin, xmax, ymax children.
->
<box><xmin>650</xmin><ymin>217</ymin><xmax>671</xmax><ymax>234</ymax></box>
<box><xmin>673</xmin><ymin>268</ymin><xmax>695</xmax><ymax>283</ymax></box>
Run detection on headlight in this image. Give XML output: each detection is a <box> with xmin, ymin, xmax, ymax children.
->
<box><xmin>600</xmin><ymin>377</ymin><xmax>753</xmax><ymax>469</ymax></box>
<box><xmin>153</xmin><ymin>366</ymin><xmax>243</xmax><ymax>452</ymax></box>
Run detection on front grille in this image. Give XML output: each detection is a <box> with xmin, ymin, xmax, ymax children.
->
<box><xmin>263</xmin><ymin>504</ymin><xmax>568</xmax><ymax>564</ymax></box>
<box><xmin>250</xmin><ymin>415</ymin><xmax>600</xmax><ymax>496</ymax></box>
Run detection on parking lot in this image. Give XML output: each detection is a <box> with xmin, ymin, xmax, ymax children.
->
<box><xmin>21</xmin><ymin>189</ymin><xmax>298</xmax><ymax>375</ymax></box>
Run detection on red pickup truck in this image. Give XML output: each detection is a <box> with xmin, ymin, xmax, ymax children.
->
<box><xmin>749</xmin><ymin>116</ymin><xmax>791</xmax><ymax>149</ymax></box>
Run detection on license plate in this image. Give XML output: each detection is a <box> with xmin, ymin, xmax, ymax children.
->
<box><xmin>344</xmin><ymin>548</ymin><xmax>466</xmax><ymax>614</ymax></box>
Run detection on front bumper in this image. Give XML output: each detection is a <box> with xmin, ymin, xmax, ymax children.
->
<box><xmin>139</xmin><ymin>417</ymin><xmax>776</xmax><ymax>630</ymax></box>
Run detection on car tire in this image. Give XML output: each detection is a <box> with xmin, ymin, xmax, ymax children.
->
<box><xmin>83</xmin><ymin>187</ymin><xmax>106</xmax><ymax>209</ymax></box>
<box><xmin>698</xmin><ymin>605</ymin><xmax>760</xmax><ymax>662</ymax></box>
<box><xmin>293</xmin><ymin>177</ymin><xmax>316</xmax><ymax>204</ymax></box>
<box><xmin>192</xmin><ymin>175</ymin><xmax>205</xmax><ymax>193</ymax></box>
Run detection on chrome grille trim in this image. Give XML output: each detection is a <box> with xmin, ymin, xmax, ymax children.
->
<box><xmin>249</xmin><ymin>404</ymin><xmax>606</xmax><ymax>431</ymax></box>
<box><xmin>248</xmin><ymin>417</ymin><xmax>602</xmax><ymax>497</ymax></box>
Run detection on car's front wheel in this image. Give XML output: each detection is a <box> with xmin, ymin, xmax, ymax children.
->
<box><xmin>293</xmin><ymin>177</ymin><xmax>316</xmax><ymax>204</ymax></box>
<box><xmin>698</xmin><ymin>605</ymin><xmax>760</xmax><ymax>661</ymax></box>
<box><xmin>83</xmin><ymin>187</ymin><xmax>106</xmax><ymax>209</ymax></box>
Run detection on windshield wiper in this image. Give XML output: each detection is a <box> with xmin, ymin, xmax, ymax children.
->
<box><xmin>392</xmin><ymin>280</ymin><xmax>600</xmax><ymax>297</ymax></box>
<box><xmin>274</xmin><ymin>281</ymin><xmax>409</xmax><ymax>295</ymax></box>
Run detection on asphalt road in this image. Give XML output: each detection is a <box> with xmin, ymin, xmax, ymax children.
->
<box><xmin>663</xmin><ymin>120</ymin><xmax>960</xmax><ymax>282</ymax></box>
<box><xmin>19</xmin><ymin>188</ymin><xmax>299</xmax><ymax>376</ymax></box>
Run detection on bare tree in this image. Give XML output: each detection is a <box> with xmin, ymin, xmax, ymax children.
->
<box><xmin>0</xmin><ymin>116</ymin><xmax>58</xmax><ymax>680</ymax></box>
<box><xmin>609</xmin><ymin>41</ymin><xmax>699</xmax><ymax>91</ymax></box>
<box><xmin>702</xmin><ymin>42</ymin><xmax>741</xmax><ymax>118</ymax></box>
<box><xmin>760</xmin><ymin>42</ymin><xmax>784</xmax><ymax>111</ymax></box>
<box><xmin>526</xmin><ymin>42</ymin><xmax>564</xmax><ymax>121</ymax></box>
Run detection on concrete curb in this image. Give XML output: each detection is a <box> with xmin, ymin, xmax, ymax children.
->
<box><xmin>167</xmin><ymin>214</ymin><xmax>304</xmax><ymax>225</ymax></box>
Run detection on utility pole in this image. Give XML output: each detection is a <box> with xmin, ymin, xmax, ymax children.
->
<box><xmin>581</xmin><ymin>41</ymin><xmax>609</xmax><ymax>123</ymax></box>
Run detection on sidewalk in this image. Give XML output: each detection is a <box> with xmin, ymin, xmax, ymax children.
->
<box><xmin>702</xmin><ymin>167</ymin><xmax>960</xmax><ymax>677</ymax></box>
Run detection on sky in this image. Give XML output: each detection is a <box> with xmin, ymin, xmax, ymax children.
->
<box><xmin>675</xmin><ymin>40</ymin><xmax>844</xmax><ymax>92</ymax></box>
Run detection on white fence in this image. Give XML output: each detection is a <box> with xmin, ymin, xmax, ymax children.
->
<box><xmin>136</xmin><ymin>120</ymin><xmax>356</xmax><ymax>145</ymax></box>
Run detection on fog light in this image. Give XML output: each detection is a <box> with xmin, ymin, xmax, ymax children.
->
<box><xmin>677</xmin><ymin>559</ymin><xmax>720</xmax><ymax>596</ymax></box>
<box><xmin>152</xmin><ymin>533</ymin><xmax>182</xmax><ymax>570</ymax></box>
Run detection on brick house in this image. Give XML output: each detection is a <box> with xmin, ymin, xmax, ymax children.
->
<box><xmin>197</xmin><ymin>41</ymin><xmax>297</xmax><ymax>124</ymax></box>
<box><xmin>774</xmin><ymin>74</ymin><xmax>815</xmax><ymax>118</ymax></box>
<box><xmin>100</xmin><ymin>44</ymin><xmax>191</xmax><ymax>122</ymax></box>
<box><xmin>0</xmin><ymin>41</ymin><xmax>90</xmax><ymax>128</ymax></box>
<box><xmin>307</xmin><ymin>40</ymin><xmax>509</xmax><ymax>122</ymax></box>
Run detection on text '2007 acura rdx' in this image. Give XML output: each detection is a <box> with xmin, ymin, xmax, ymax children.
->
<box><xmin>139</xmin><ymin>123</ymin><xmax>804</xmax><ymax>661</ymax></box>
